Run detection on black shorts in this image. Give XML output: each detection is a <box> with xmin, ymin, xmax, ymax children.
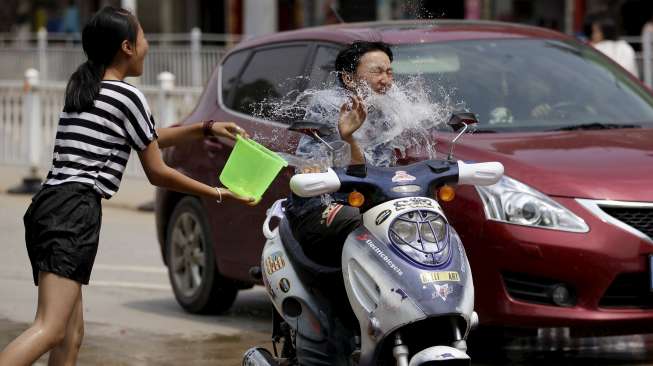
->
<box><xmin>23</xmin><ymin>182</ymin><xmax>102</xmax><ymax>286</ymax></box>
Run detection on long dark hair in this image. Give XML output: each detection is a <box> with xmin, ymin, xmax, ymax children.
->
<box><xmin>63</xmin><ymin>6</ymin><xmax>139</xmax><ymax>113</ymax></box>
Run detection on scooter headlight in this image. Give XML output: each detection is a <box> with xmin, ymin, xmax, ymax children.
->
<box><xmin>389</xmin><ymin>210</ymin><xmax>450</xmax><ymax>266</ymax></box>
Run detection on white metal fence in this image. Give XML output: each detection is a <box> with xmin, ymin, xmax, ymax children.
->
<box><xmin>0</xmin><ymin>70</ymin><xmax>202</xmax><ymax>178</ymax></box>
<box><xmin>0</xmin><ymin>29</ymin><xmax>235</xmax><ymax>87</ymax></box>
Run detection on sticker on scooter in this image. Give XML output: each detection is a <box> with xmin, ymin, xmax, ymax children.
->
<box><xmin>279</xmin><ymin>278</ymin><xmax>291</xmax><ymax>293</ymax></box>
<box><xmin>432</xmin><ymin>283</ymin><xmax>454</xmax><ymax>301</ymax></box>
<box><xmin>265</xmin><ymin>279</ymin><xmax>276</xmax><ymax>299</ymax></box>
<box><xmin>375</xmin><ymin>210</ymin><xmax>392</xmax><ymax>225</ymax></box>
<box><xmin>420</xmin><ymin>271</ymin><xmax>460</xmax><ymax>284</ymax></box>
<box><xmin>392</xmin><ymin>288</ymin><xmax>408</xmax><ymax>301</ymax></box>
<box><xmin>392</xmin><ymin>170</ymin><xmax>416</xmax><ymax>183</ymax></box>
<box><xmin>356</xmin><ymin>233</ymin><xmax>371</xmax><ymax>241</ymax></box>
<box><xmin>394</xmin><ymin>197</ymin><xmax>435</xmax><ymax>211</ymax></box>
<box><xmin>264</xmin><ymin>251</ymin><xmax>286</xmax><ymax>275</ymax></box>
<box><xmin>357</xmin><ymin>232</ymin><xmax>404</xmax><ymax>276</ymax></box>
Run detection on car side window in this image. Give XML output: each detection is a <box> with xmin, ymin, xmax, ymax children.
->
<box><xmin>230</xmin><ymin>45</ymin><xmax>310</xmax><ymax>122</ymax></box>
<box><xmin>221</xmin><ymin>51</ymin><xmax>249</xmax><ymax>107</ymax></box>
<box><xmin>308</xmin><ymin>46</ymin><xmax>341</xmax><ymax>90</ymax></box>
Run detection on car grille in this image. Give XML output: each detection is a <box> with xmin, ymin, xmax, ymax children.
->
<box><xmin>598</xmin><ymin>206</ymin><xmax>653</xmax><ymax>239</ymax></box>
<box><xmin>502</xmin><ymin>272</ymin><xmax>576</xmax><ymax>307</ymax></box>
<box><xmin>599</xmin><ymin>273</ymin><xmax>653</xmax><ymax>309</ymax></box>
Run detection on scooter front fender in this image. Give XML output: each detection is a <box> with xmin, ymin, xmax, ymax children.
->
<box><xmin>408</xmin><ymin>346</ymin><xmax>470</xmax><ymax>366</ymax></box>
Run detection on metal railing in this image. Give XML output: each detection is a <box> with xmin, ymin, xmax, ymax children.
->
<box><xmin>0</xmin><ymin>69</ymin><xmax>202</xmax><ymax>178</ymax></box>
<box><xmin>639</xmin><ymin>32</ymin><xmax>653</xmax><ymax>87</ymax></box>
<box><xmin>0</xmin><ymin>28</ymin><xmax>235</xmax><ymax>86</ymax></box>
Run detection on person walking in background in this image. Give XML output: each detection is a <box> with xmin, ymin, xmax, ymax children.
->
<box><xmin>0</xmin><ymin>6</ymin><xmax>254</xmax><ymax>366</ymax></box>
<box><xmin>590</xmin><ymin>16</ymin><xmax>639</xmax><ymax>78</ymax></box>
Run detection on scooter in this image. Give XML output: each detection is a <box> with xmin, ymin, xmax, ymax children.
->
<box><xmin>244</xmin><ymin>113</ymin><xmax>504</xmax><ymax>366</ymax></box>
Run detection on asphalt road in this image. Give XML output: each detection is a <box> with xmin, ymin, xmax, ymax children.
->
<box><xmin>0</xmin><ymin>192</ymin><xmax>271</xmax><ymax>365</ymax></box>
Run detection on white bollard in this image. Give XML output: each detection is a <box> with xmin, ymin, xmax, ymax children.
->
<box><xmin>157</xmin><ymin>71</ymin><xmax>176</xmax><ymax>127</ymax></box>
<box><xmin>9</xmin><ymin>68</ymin><xmax>43</xmax><ymax>194</ymax></box>
<box><xmin>25</xmin><ymin>68</ymin><xmax>42</xmax><ymax>169</ymax></box>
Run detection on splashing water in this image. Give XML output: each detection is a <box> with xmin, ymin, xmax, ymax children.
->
<box><xmin>251</xmin><ymin>74</ymin><xmax>460</xmax><ymax>167</ymax></box>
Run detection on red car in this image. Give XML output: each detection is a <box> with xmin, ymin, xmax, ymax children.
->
<box><xmin>154</xmin><ymin>20</ymin><xmax>653</xmax><ymax>334</ymax></box>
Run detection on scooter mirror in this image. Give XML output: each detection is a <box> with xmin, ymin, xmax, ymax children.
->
<box><xmin>288</xmin><ymin>121</ymin><xmax>331</xmax><ymax>137</ymax></box>
<box><xmin>447</xmin><ymin>112</ymin><xmax>478</xmax><ymax>132</ymax></box>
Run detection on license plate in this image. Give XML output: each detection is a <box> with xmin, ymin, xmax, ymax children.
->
<box><xmin>649</xmin><ymin>255</ymin><xmax>653</xmax><ymax>292</ymax></box>
<box><xmin>420</xmin><ymin>271</ymin><xmax>460</xmax><ymax>284</ymax></box>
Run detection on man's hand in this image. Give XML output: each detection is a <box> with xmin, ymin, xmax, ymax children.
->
<box><xmin>338</xmin><ymin>96</ymin><xmax>367</xmax><ymax>141</ymax></box>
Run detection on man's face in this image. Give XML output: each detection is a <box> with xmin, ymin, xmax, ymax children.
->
<box><xmin>354</xmin><ymin>50</ymin><xmax>393</xmax><ymax>94</ymax></box>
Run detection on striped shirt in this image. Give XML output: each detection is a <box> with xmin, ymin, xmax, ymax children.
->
<box><xmin>44</xmin><ymin>80</ymin><xmax>158</xmax><ymax>198</ymax></box>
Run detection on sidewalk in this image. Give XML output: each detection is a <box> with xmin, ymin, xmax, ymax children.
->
<box><xmin>0</xmin><ymin>164</ymin><xmax>155</xmax><ymax>211</ymax></box>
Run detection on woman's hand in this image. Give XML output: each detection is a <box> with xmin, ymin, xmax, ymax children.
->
<box><xmin>211</xmin><ymin>122</ymin><xmax>249</xmax><ymax>141</ymax></box>
<box><xmin>216</xmin><ymin>187</ymin><xmax>258</xmax><ymax>205</ymax></box>
<box><xmin>338</xmin><ymin>96</ymin><xmax>367</xmax><ymax>142</ymax></box>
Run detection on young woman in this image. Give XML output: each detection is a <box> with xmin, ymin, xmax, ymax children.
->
<box><xmin>0</xmin><ymin>7</ymin><xmax>252</xmax><ymax>366</ymax></box>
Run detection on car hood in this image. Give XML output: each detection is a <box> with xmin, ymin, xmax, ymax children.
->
<box><xmin>450</xmin><ymin>128</ymin><xmax>653</xmax><ymax>201</ymax></box>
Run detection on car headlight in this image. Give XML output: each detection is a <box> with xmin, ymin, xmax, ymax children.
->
<box><xmin>389</xmin><ymin>210</ymin><xmax>450</xmax><ymax>266</ymax></box>
<box><xmin>476</xmin><ymin>176</ymin><xmax>589</xmax><ymax>232</ymax></box>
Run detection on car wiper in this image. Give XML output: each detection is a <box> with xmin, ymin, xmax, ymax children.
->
<box><xmin>549</xmin><ymin>122</ymin><xmax>641</xmax><ymax>131</ymax></box>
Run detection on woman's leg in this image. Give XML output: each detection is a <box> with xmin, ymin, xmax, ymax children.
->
<box><xmin>47</xmin><ymin>291</ymin><xmax>84</xmax><ymax>366</ymax></box>
<box><xmin>0</xmin><ymin>272</ymin><xmax>81</xmax><ymax>366</ymax></box>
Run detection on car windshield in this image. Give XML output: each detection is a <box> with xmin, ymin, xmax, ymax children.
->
<box><xmin>391</xmin><ymin>39</ymin><xmax>653</xmax><ymax>132</ymax></box>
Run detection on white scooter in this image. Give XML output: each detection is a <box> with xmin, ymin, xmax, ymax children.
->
<box><xmin>244</xmin><ymin>113</ymin><xmax>504</xmax><ymax>366</ymax></box>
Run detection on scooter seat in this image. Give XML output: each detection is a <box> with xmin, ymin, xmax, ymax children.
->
<box><xmin>279</xmin><ymin>218</ymin><xmax>342</xmax><ymax>285</ymax></box>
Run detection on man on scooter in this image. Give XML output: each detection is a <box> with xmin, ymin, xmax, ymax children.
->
<box><xmin>285</xmin><ymin>41</ymin><xmax>397</xmax><ymax>268</ymax></box>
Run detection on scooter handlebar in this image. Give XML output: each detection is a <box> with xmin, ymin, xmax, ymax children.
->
<box><xmin>456</xmin><ymin>161</ymin><xmax>504</xmax><ymax>186</ymax></box>
<box><xmin>289</xmin><ymin>160</ymin><xmax>504</xmax><ymax>200</ymax></box>
<box><xmin>289</xmin><ymin>168</ymin><xmax>341</xmax><ymax>197</ymax></box>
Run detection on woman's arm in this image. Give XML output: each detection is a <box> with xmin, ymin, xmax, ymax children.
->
<box><xmin>156</xmin><ymin>121</ymin><xmax>247</xmax><ymax>149</ymax></box>
<box><xmin>137</xmin><ymin>139</ymin><xmax>254</xmax><ymax>204</ymax></box>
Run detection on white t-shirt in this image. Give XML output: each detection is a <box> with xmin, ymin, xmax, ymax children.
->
<box><xmin>593</xmin><ymin>40</ymin><xmax>639</xmax><ymax>78</ymax></box>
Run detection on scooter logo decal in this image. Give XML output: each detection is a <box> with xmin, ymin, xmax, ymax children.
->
<box><xmin>279</xmin><ymin>278</ymin><xmax>291</xmax><ymax>293</ymax></box>
<box><xmin>394</xmin><ymin>197</ymin><xmax>435</xmax><ymax>211</ymax></box>
<box><xmin>363</xmin><ymin>236</ymin><xmax>404</xmax><ymax>276</ymax></box>
<box><xmin>375</xmin><ymin>210</ymin><xmax>392</xmax><ymax>225</ymax></box>
<box><xmin>432</xmin><ymin>283</ymin><xmax>454</xmax><ymax>301</ymax></box>
<box><xmin>264</xmin><ymin>252</ymin><xmax>286</xmax><ymax>275</ymax></box>
<box><xmin>420</xmin><ymin>271</ymin><xmax>460</xmax><ymax>284</ymax></box>
<box><xmin>392</xmin><ymin>170</ymin><xmax>416</xmax><ymax>183</ymax></box>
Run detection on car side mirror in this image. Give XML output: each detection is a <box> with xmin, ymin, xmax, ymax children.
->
<box><xmin>447</xmin><ymin>112</ymin><xmax>478</xmax><ymax>133</ymax></box>
<box><xmin>288</xmin><ymin>121</ymin><xmax>331</xmax><ymax>137</ymax></box>
<box><xmin>447</xmin><ymin>112</ymin><xmax>478</xmax><ymax>160</ymax></box>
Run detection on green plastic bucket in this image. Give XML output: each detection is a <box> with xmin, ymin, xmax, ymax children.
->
<box><xmin>219</xmin><ymin>135</ymin><xmax>288</xmax><ymax>202</ymax></box>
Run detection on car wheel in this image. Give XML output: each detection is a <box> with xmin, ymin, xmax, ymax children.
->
<box><xmin>166</xmin><ymin>196</ymin><xmax>238</xmax><ymax>314</ymax></box>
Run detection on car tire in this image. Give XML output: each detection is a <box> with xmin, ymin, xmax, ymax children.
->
<box><xmin>166</xmin><ymin>196</ymin><xmax>238</xmax><ymax>314</ymax></box>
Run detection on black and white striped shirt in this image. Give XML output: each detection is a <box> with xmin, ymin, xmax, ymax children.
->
<box><xmin>44</xmin><ymin>80</ymin><xmax>158</xmax><ymax>198</ymax></box>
